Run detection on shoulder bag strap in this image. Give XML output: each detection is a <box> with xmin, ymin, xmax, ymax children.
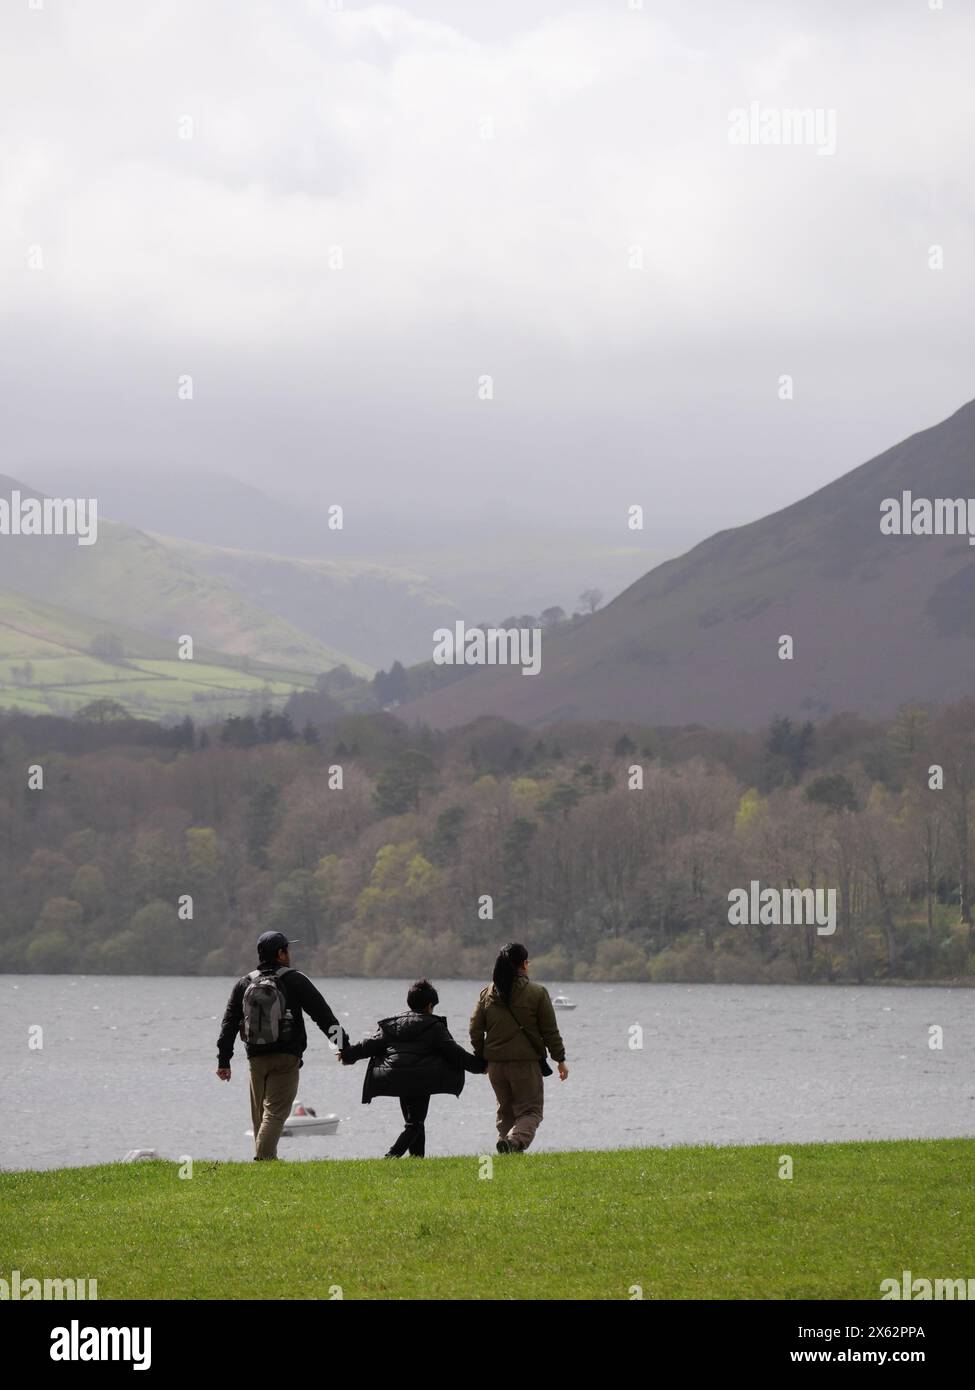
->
<box><xmin>495</xmin><ymin>992</ymin><xmax>545</xmax><ymax>1061</ymax></box>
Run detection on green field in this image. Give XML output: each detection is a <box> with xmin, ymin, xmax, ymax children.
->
<box><xmin>0</xmin><ymin>587</ymin><xmax>327</xmax><ymax>720</ymax></box>
<box><xmin>2</xmin><ymin>1140</ymin><xmax>972</xmax><ymax>1300</ymax></box>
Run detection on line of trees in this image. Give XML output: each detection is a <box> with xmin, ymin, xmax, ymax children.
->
<box><xmin>1</xmin><ymin>699</ymin><xmax>974</xmax><ymax>982</ymax></box>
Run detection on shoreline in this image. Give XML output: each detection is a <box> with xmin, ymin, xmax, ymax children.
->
<box><xmin>5</xmin><ymin>1132</ymin><xmax>975</xmax><ymax>1179</ymax></box>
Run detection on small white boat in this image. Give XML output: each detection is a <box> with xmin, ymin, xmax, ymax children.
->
<box><xmin>247</xmin><ymin>1102</ymin><xmax>340</xmax><ymax>1138</ymax></box>
<box><xmin>551</xmin><ymin>992</ymin><xmax>577</xmax><ymax>1010</ymax></box>
<box><xmin>284</xmin><ymin>1102</ymin><xmax>340</xmax><ymax>1136</ymax></box>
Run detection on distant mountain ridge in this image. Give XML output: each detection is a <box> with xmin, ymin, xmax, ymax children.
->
<box><xmin>31</xmin><ymin>467</ymin><xmax>336</xmax><ymax>557</ymax></box>
<box><xmin>17</xmin><ymin>467</ymin><xmax>660</xmax><ymax>669</ymax></box>
<box><xmin>399</xmin><ymin>398</ymin><xmax>975</xmax><ymax>730</ymax></box>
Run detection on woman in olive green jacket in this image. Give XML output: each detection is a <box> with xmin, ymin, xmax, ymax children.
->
<box><xmin>469</xmin><ymin>942</ymin><xmax>568</xmax><ymax>1153</ymax></box>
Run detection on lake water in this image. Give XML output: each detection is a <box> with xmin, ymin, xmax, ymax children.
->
<box><xmin>3</xmin><ymin>976</ymin><xmax>973</xmax><ymax>1170</ymax></box>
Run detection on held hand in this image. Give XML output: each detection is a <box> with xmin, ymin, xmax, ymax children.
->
<box><xmin>216</xmin><ymin>1067</ymin><xmax>231</xmax><ymax>1081</ymax></box>
<box><xmin>557</xmin><ymin>1062</ymin><xmax>569</xmax><ymax>1081</ymax></box>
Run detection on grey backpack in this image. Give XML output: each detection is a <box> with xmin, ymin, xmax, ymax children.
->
<box><xmin>241</xmin><ymin>966</ymin><xmax>295</xmax><ymax>1048</ymax></box>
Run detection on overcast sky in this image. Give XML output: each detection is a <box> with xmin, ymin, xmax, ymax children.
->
<box><xmin>1</xmin><ymin>0</ymin><xmax>973</xmax><ymax>553</ymax></box>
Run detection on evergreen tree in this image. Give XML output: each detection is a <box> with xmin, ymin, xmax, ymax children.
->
<box><xmin>373</xmin><ymin>750</ymin><xmax>435</xmax><ymax>816</ymax></box>
<box><xmin>246</xmin><ymin>783</ymin><xmax>280</xmax><ymax>868</ymax></box>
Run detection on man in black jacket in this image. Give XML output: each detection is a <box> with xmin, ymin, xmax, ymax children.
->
<box><xmin>341</xmin><ymin>979</ymin><xmax>485</xmax><ymax>1157</ymax></box>
<box><xmin>216</xmin><ymin>931</ymin><xmax>348</xmax><ymax>1160</ymax></box>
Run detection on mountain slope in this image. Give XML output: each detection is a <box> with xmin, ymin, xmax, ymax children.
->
<box><xmin>399</xmin><ymin>398</ymin><xmax>975</xmax><ymax>730</ymax></box>
<box><xmin>154</xmin><ymin>533</ymin><xmax>661</xmax><ymax>671</ymax></box>
<box><xmin>154</xmin><ymin>536</ymin><xmax>462</xmax><ymax>670</ymax></box>
<box><xmin>0</xmin><ymin>476</ymin><xmax>365</xmax><ymax>676</ymax></box>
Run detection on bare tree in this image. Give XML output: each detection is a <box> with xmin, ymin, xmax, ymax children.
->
<box><xmin>933</xmin><ymin>701</ymin><xmax>975</xmax><ymax>932</ymax></box>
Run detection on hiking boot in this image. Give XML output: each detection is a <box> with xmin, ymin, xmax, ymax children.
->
<box><xmin>497</xmin><ymin>1138</ymin><xmax>522</xmax><ymax>1154</ymax></box>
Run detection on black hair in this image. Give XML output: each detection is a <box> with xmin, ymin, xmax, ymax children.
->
<box><xmin>407</xmin><ymin>978</ymin><xmax>439</xmax><ymax>1012</ymax></box>
<box><xmin>492</xmin><ymin>942</ymin><xmax>528</xmax><ymax>1005</ymax></box>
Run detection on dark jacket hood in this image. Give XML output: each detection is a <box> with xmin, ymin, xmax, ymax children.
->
<box><xmin>378</xmin><ymin>1011</ymin><xmax>444</xmax><ymax>1042</ymax></box>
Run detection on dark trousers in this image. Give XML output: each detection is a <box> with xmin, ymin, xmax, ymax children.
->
<box><xmin>387</xmin><ymin>1094</ymin><xmax>430</xmax><ymax>1156</ymax></box>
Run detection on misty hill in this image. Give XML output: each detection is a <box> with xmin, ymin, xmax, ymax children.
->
<box><xmin>0</xmin><ymin>476</ymin><xmax>365</xmax><ymax>676</ymax></box>
<box><xmin>373</xmin><ymin>538</ymin><xmax>659</xmax><ymax>641</ymax></box>
<box><xmin>34</xmin><ymin>465</ymin><xmax>658</xmax><ymax>664</ymax></box>
<box><xmin>155</xmin><ymin>535</ymin><xmax>462</xmax><ymax>671</ymax></box>
<box><xmin>154</xmin><ymin>533</ymin><xmax>660</xmax><ymax>671</ymax></box>
<box><xmin>400</xmin><ymin>398</ymin><xmax>975</xmax><ymax>730</ymax></box>
<box><xmin>31</xmin><ymin>466</ymin><xmax>337</xmax><ymax>557</ymax></box>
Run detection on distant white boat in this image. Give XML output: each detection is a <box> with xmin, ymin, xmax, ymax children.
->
<box><xmin>247</xmin><ymin>1102</ymin><xmax>340</xmax><ymax>1138</ymax></box>
<box><xmin>551</xmin><ymin>992</ymin><xmax>577</xmax><ymax>1010</ymax></box>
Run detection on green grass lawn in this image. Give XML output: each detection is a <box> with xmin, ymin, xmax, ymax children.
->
<box><xmin>2</xmin><ymin>1139</ymin><xmax>972</xmax><ymax>1299</ymax></box>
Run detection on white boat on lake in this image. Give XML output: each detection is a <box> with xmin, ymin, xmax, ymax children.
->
<box><xmin>551</xmin><ymin>992</ymin><xmax>577</xmax><ymax>1010</ymax></box>
<box><xmin>247</xmin><ymin>1102</ymin><xmax>340</xmax><ymax>1138</ymax></box>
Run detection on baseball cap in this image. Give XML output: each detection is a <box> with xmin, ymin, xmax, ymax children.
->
<box><xmin>256</xmin><ymin>930</ymin><xmax>298</xmax><ymax>959</ymax></box>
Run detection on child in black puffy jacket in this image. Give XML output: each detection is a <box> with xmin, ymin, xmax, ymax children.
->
<box><xmin>340</xmin><ymin>978</ymin><xmax>486</xmax><ymax>1157</ymax></box>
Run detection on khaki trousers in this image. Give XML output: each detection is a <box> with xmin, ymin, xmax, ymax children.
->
<box><xmin>487</xmin><ymin>1060</ymin><xmax>544</xmax><ymax>1150</ymax></box>
<box><xmin>249</xmin><ymin>1052</ymin><xmax>301</xmax><ymax>1159</ymax></box>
